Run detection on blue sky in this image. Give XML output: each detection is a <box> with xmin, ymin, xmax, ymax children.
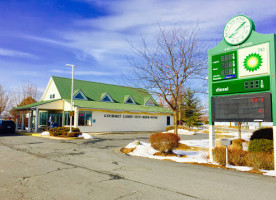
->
<box><xmin>1</xmin><ymin>0</ymin><xmax>276</xmax><ymax>94</ymax></box>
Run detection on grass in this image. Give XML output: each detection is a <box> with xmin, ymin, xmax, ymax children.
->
<box><xmin>120</xmin><ymin>147</ymin><xmax>136</xmax><ymax>154</ymax></box>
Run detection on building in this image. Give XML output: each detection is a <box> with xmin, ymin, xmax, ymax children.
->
<box><xmin>15</xmin><ymin>76</ymin><xmax>173</xmax><ymax>133</ymax></box>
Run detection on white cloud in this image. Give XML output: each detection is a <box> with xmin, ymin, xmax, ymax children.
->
<box><xmin>21</xmin><ymin>0</ymin><xmax>276</xmax><ymax>69</ymax></box>
<box><xmin>0</xmin><ymin>48</ymin><xmax>38</xmax><ymax>59</ymax></box>
<box><xmin>51</xmin><ymin>69</ymin><xmax>117</xmax><ymax>76</ymax></box>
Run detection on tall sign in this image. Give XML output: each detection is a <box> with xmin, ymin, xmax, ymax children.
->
<box><xmin>208</xmin><ymin>15</ymin><xmax>276</xmax><ymax>167</ymax></box>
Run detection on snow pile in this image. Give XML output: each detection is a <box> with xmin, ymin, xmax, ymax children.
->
<box><xmin>126</xmin><ymin>140</ymin><xmax>209</xmax><ymax>164</ymax></box>
<box><xmin>41</xmin><ymin>131</ymin><xmax>50</xmax><ymax>136</ymax></box>
<box><xmin>78</xmin><ymin>133</ymin><xmax>93</xmax><ymax>140</ymax></box>
<box><xmin>166</xmin><ymin>129</ymin><xmax>195</xmax><ymax>135</ymax></box>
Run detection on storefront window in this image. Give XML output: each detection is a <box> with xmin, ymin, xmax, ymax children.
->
<box><xmin>39</xmin><ymin>112</ymin><xmax>48</xmax><ymax>125</ymax></box>
<box><xmin>78</xmin><ymin>111</ymin><xmax>92</xmax><ymax>126</ymax></box>
<box><xmin>86</xmin><ymin>111</ymin><xmax>92</xmax><ymax>126</ymax></box>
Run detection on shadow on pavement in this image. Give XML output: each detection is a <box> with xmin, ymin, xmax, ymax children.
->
<box><xmin>0</xmin><ymin>132</ymin><xmax>24</xmax><ymax>137</ymax></box>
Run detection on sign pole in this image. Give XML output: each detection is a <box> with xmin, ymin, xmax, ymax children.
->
<box><xmin>273</xmin><ymin>126</ymin><xmax>276</xmax><ymax>171</ymax></box>
<box><xmin>209</xmin><ymin>123</ymin><xmax>215</xmax><ymax>163</ymax></box>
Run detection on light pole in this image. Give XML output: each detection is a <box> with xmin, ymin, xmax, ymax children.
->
<box><xmin>66</xmin><ymin>64</ymin><xmax>76</xmax><ymax>133</ymax></box>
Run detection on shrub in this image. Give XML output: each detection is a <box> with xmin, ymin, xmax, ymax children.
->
<box><xmin>149</xmin><ymin>133</ymin><xmax>180</xmax><ymax>153</ymax></box>
<box><xmin>49</xmin><ymin>127</ymin><xmax>81</xmax><ymax>137</ymax></box>
<box><xmin>230</xmin><ymin>138</ymin><xmax>246</xmax><ymax>150</ymax></box>
<box><xmin>246</xmin><ymin>152</ymin><xmax>274</xmax><ymax>170</ymax></box>
<box><xmin>229</xmin><ymin>149</ymin><xmax>247</xmax><ymax>166</ymax></box>
<box><xmin>214</xmin><ymin>144</ymin><xmax>274</xmax><ymax>170</ymax></box>
<box><xmin>248</xmin><ymin>139</ymin><xmax>273</xmax><ymax>153</ymax></box>
<box><xmin>165</xmin><ymin>126</ymin><xmax>175</xmax><ymax>131</ymax></box>
<box><xmin>213</xmin><ymin>146</ymin><xmax>226</xmax><ymax>165</ymax></box>
<box><xmin>250</xmin><ymin>128</ymin><xmax>273</xmax><ymax>141</ymax></box>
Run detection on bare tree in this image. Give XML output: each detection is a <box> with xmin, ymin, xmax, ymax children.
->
<box><xmin>128</xmin><ymin>25</ymin><xmax>207</xmax><ymax>134</ymax></box>
<box><xmin>0</xmin><ymin>85</ymin><xmax>11</xmax><ymax>117</ymax></box>
<box><xmin>10</xmin><ymin>81</ymin><xmax>41</xmax><ymax>107</ymax></box>
<box><xmin>9</xmin><ymin>81</ymin><xmax>41</xmax><ymax>122</ymax></box>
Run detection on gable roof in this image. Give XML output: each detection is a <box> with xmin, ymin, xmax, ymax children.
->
<box><xmin>52</xmin><ymin>76</ymin><xmax>157</xmax><ymax>105</ymax></box>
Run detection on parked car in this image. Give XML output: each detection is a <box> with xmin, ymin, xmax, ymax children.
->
<box><xmin>0</xmin><ymin>120</ymin><xmax>16</xmax><ymax>133</ymax></box>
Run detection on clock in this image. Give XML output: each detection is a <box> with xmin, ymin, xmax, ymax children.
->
<box><xmin>223</xmin><ymin>15</ymin><xmax>254</xmax><ymax>46</ymax></box>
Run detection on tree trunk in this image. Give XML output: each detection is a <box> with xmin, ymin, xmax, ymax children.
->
<box><xmin>237</xmin><ymin>122</ymin><xmax>242</xmax><ymax>139</ymax></box>
<box><xmin>173</xmin><ymin>111</ymin><xmax>178</xmax><ymax>135</ymax></box>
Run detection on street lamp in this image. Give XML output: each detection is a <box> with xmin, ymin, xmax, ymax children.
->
<box><xmin>66</xmin><ymin>64</ymin><xmax>76</xmax><ymax>133</ymax></box>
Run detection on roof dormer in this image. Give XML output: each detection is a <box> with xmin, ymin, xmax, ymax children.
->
<box><xmin>100</xmin><ymin>92</ymin><xmax>114</xmax><ymax>103</ymax></box>
<box><xmin>144</xmin><ymin>97</ymin><xmax>155</xmax><ymax>106</ymax></box>
<box><xmin>124</xmin><ymin>95</ymin><xmax>136</xmax><ymax>104</ymax></box>
<box><xmin>73</xmin><ymin>89</ymin><xmax>88</xmax><ymax>100</ymax></box>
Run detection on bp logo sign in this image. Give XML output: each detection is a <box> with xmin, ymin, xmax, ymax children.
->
<box><xmin>243</xmin><ymin>53</ymin><xmax>263</xmax><ymax>72</ymax></box>
<box><xmin>238</xmin><ymin>43</ymin><xmax>269</xmax><ymax>78</ymax></box>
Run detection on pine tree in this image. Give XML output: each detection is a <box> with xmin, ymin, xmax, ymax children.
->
<box><xmin>181</xmin><ymin>89</ymin><xmax>202</xmax><ymax>129</ymax></box>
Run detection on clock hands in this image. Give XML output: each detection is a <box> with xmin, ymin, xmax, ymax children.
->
<box><xmin>229</xmin><ymin>22</ymin><xmax>246</xmax><ymax>38</ymax></box>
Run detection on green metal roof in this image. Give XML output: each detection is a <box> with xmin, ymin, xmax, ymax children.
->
<box><xmin>15</xmin><ymin>76</ymin><xmax>172</xmax><ymax>114</ymax></box>
<box><xmin>64</xmin><ymin>99</ymin><xmax>172</xmax><ymax>113</ymax></box>
<box><xmin>52</xmin><ymin>76</ymin><xmax>157</xmax><ymax>105</ymax></box>
<box><xmin>14</xmin><ymin>100</ymin><xmax>58</xmax><ymax>110</ymax></box>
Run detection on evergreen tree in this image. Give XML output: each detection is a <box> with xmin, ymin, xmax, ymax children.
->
<box><xmin>181</xmin><ymin>89</ymin><xmax>202</xmax><ymax>129</ymax></box>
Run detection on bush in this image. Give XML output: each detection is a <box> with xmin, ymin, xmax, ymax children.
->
<box><xmin>165</xmin><ymin>126</ymin><xmax>175</xmax><ymax>131</ymax></box>
<box><xmin>49</xmin><ymin>127</ymin><xmax>81</xmax><ymax>137</ymax></box>
<box><xmin>230</xmin><ymin>138</ymin><xmax>246</xmax><ymax>150</ymax></box>
<box><xmin>149</xmin><ymin>133</ymin><xmax>180</xmax><ymax>153</ymax></box>
<box><xmin>250</xmin><ymin>128</ymin><xmax>273</xmax><ymax>141</ymax></box>
<box><xmin>214</xmin><ymin>145</ymin><xmax>274</xmax><ymax>170</ymax></box>
<box><xmin>248</xmin><ymin>139</ymin><xmax>273</xmax><ymax>153</ymax></box>
<box><xmin>246</xmin><ymin>152</ymin><xmax>274</xmax><ymax>170</ymax></box>
<box><xmin>229</xmin><ymin>149</ymin><xmax>247</xmax><ymax>166</ymax></box>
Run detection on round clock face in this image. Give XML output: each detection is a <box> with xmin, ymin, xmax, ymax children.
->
<box><xmin>223</xmin><ymin>15</ymin><xmax>253</xmax><ymax>46</ymax></box>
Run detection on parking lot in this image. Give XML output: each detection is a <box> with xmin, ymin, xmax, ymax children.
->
<box><xmin>1</xmin><ymin>132</ymin><xmax>276</xmax><ymax>200</ymax></box>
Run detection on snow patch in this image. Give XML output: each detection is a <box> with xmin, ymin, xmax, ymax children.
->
<box><xmin>261</xmin><ymin>170</ymin><xmax>276</xmax><ymax>177</ymax></box>
<box><xmin>226</xmin><ymin>165</ymin><xmax>253</xmax><ymax>172</ymax></box>
<box><xmin>41</xmin><ymin>131</ymin><xmax>50</xmax><ymax>136</ymax></box>
<box><xmin>166</xmin><ymin>129</ymin><xmax>195</xmax><ymax>135</ymax></box>
<box><xmin>180</xmin><ymin>139</ymin><xmax>209</xmax><ymax>149</ymax></box>
<box><xmin>79</xmin><ymin>133</ymin><xmax>93</xmax><ymax>140</ymax></box>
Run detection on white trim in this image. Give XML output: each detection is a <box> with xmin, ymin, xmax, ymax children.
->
<box><xmin>124</xmin><ymin>96</ymin><xmax>136</xmax><ymax>104</ymax></box>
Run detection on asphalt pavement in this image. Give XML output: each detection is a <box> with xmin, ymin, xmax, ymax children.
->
<box><xmin>0</xmin><ymin>132</ymin><xmax>275</xmax><ymax>200</ymax></box>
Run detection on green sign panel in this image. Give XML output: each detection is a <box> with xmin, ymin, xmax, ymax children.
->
<box><xmin>212</xmin><ymin>75</ymin><xmax>270</xmax><ymax>95</ymax></box>
<box><xmin>212</xmin><ymin>51</ymin><xmax>237</xmax><ymax>81</ymax></box>
<box><xmin>208</xmin><ymin>15</ymin><xmax>276</xmax><ymax>123</ymax></box>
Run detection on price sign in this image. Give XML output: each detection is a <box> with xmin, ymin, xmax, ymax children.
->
<box><xmin>212</xmin><ymin>92</ymin><xmax>272</xmax><ymax>122</ymax></box>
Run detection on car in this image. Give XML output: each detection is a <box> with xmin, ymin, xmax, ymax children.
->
<box><xmin>0</xmin><ymin>120</ymin><xmax>16</xmax><ymax>133</ymax></box>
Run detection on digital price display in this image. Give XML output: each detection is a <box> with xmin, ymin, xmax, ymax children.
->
<box><xmin>212</xmin><ymin>51</ymin><xmax>237</xmax><ymax>81</ymax></box>
<box><xmin>212</xmin><ymin>92</ymin><xmax>272</xmax><ymax>122</ymax></box>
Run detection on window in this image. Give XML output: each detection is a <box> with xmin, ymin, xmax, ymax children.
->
<box><xmin>78</xmin><ymin>111</ymin><xmax>92</xmax><ymax>126</ymax></box>
<box><xmin>50</xmin><ymin>94</ymin><xmax>55</xmax><ymax>99</ymax></box>
<box><xmin>39</xmin><ymin>112</ymin><xmax>48</xmax><ymax>125</ymax></box>
<box><xmin>167</xmin><ymin>116</ymin><xmax>171</xmax><ymax>126</ymax></box>
<box><xmin>101</xmin><ymin>93</ymin><xmax>113</xmax><ymax>102</ymax></box>
<box><xmin>145</xmin><ymin>98</ymin><xmax>155</xmax><ymax>106</ymax></box>
<box><xmin>73</xmin><ymin>91</ymin><xmax>87</xmax><ymax>100</ymax></box>
<box><xmin>125</xmin><ymin>96</ymin><xmax>135</xmax><ymax>104</ymax></box>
